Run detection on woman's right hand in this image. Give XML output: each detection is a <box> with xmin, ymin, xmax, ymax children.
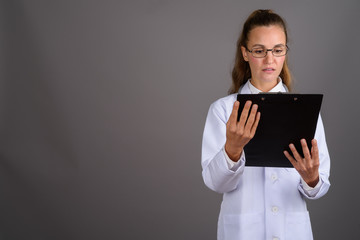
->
<box><xmin>224</xmin><ymin>100</ymin><xmax>261</xmax><ymax>161</ymax></box>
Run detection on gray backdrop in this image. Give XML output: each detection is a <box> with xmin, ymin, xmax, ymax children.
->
<box><xmin>1</xmin><ymin>0</ymin><xmax>359</xmax><ymax>239</ymax></box>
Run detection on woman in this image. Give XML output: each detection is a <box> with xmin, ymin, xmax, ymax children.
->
<box><xmin>201</xmin><ymin>9</ymin><xmax>330</xmax><ymax>240</ymax></box>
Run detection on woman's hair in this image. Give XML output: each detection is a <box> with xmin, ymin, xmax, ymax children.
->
<box><xmin>229</xmin><ymin>9</ymin><xmax>292</xmax><ymax>94</ymax></box>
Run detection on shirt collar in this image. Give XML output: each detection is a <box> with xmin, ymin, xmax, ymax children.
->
<box><xmin>248</xmin><ymin>78</ymin><xmax>284</xmax><ymax>94</ymax></box>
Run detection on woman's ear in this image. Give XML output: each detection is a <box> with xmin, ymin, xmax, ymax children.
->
<box><xmin>241</xmin><ymin>46</ymin><xmax>249</xmax><ymax>61</ymax></box>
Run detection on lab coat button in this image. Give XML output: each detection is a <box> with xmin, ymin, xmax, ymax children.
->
<box><xmin>272</xmin><ymin>206</ymin><xmax>279</xmax><ymax>213</ymax></box>
<box><xmin>271</xmin><ymin>174</ymin><xmax>278</xmax><ymax>181</ymax></box>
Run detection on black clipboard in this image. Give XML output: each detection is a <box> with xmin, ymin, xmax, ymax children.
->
<box><xmin>237</xmin><ymin>93</ymin><xmax>323</xmax><ymax>168</ymax></box>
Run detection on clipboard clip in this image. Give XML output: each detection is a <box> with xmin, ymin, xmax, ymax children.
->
<box><xmin>257</xmin><ymin>92</ymin><xmax>299</xmax><ymax>102</ymax></box>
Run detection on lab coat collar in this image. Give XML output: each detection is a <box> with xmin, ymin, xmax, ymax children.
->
<box><xmin>239</xmin><ymin>78</ymin><xmax>288</xmax><ymax>94</ymax></box>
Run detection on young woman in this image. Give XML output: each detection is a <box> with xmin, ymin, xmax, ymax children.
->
<box><xmin>201</xmin><ymin>9</ymin><xmax>330</xmax><ymax>240</ymax></box>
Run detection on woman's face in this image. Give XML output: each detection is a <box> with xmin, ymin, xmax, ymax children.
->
<box><xmin>241</xmin><ymin>25</ymin><xmax>286</xmax><ymax>91</ymax></box>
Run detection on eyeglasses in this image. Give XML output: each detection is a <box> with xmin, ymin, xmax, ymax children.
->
<box><xmin>246</xmin><ymin>45</ymin><xmax>289</xmax><ymax>58</ymax></box>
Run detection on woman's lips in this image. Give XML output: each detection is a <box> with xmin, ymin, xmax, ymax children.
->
<box><xmin>263</xmin><ymin>68</ymin><xmax>275</xmax><ymax>73</ymax></box>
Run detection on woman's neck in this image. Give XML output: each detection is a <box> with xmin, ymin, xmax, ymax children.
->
<box><xmin>250</xmin><ymin>78</ymin><xmax>279</xmax><ymax>92</ymax></box>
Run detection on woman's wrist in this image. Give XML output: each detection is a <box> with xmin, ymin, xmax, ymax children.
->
<box><xmin>304</xmin><ymin>175</ymin><xmax>320</xmax><ymax>188</ymax></box>
<box><xmin>224</xmin><ymin>142</ymin><xmax>243</xmax><ymax>162</ymax></box>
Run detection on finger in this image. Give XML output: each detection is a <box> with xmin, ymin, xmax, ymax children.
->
<box><xmin>244</xmin><ymin>104</ymin><xmax>258</xmax><ymax>131</ymax></box>
<box><xmin>311</xmin><ymin>139</ymin><xmax>319</xmax><ymax>161</ymax></box>
<box><xmin>238</xmin><ymin>100</ymin><xmax>252</xmax><ymax>127</ymax></box>
<box><xmin>227</xmin><ymin>101</ymin><xmax>239</xmax><ymax>127</ymax></box>
<box><xmin>300</xmin><ymin>139</ymin><xmax>311</xmax><ymax>159</ymax></box>
<box><xmin>250</xmin><ymin>112</ymin><xmax>261</xmax><ymax>136</ymax></box>
<box><xmin>289</xmin><ymin>143</ymin><xmax>303</xmax><ymax>162</ymax></box>
<box><xmin>284</xmin><ymin>150</ymin><xmax>298</xmax><ymax>166</ymax></box>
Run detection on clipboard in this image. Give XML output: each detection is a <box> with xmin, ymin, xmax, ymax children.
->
<box><xmin>237</xmin><ymin>93</ymin><xmax>323</xmax><ymax>167</ymax></box>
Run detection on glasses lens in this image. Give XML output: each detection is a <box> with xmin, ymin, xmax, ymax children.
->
<box><xmin>251</xmin><ymin>47</ymin><xmax>266</xmax><ymax>58</ymax></box>
<box><xmin>273</xmin><ymin>46</ymin><xmax>287</xmax><ymax>57</ymax></box>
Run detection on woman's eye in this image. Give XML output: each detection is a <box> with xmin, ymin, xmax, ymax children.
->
<box><xmin>254</xmin><ymin>49</ymin><xmax>264</xmax><ymax>54</ymax></box>
<box><xmin>274</xmin><ymin>48</ymin><xmax>284</xmax><ymax>53</ymax></box>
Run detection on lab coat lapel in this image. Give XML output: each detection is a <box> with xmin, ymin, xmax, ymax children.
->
<box><xmin>239</xmin><ymin>82</ymin><xmax>252</xmax><ymax>94</ymax></box>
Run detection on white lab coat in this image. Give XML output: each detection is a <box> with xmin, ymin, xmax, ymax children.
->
<box><xmin>201</xmin><ymin>82</ymin><xmax>330</xmax><ymax>240</ymax></box>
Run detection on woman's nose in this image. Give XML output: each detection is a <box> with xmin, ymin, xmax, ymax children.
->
<box><xmin>264</xmin><ymin>51</ymin><xmax>274</xmax><ymax>64</ymax></box>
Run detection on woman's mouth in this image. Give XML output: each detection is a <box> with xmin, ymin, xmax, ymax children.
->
<box><xmin>263</xmin><ymin>68</ymin><xmax>275</xmax><ymax>73</ymax></box>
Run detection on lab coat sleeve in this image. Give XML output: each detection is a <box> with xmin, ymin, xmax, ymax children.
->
<box><xmin>298</xmin><ymin>114</ymin><xmax>331</xmax><ymax>199</ymax></box>
<box><xmin>201</xmin><ymin>98</ymin><xmax>246</xmax><ymax>193</ymax></box>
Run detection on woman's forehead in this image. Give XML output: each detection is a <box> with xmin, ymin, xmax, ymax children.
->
<box><xmin>247</xmin><ymin>25</ymin><xmax>286</xmax><ymax>47</ymax></box>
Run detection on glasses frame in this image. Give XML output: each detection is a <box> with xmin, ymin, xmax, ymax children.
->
<box><xmin>246</xmin><ymin>45</ymin><xmax>289</xmax><ymax>58</ymax></box>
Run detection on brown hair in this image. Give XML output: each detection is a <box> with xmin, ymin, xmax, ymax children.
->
<box><xmin>229</xmin><ymin>9</ymin><xmax>292</xmax><ymax>94</ymax></box>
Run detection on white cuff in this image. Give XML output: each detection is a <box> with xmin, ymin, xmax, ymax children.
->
<box><xmin>301</xmin><ymin>177</ymin><xmax>323</xmax><ymax>197</ymax></box>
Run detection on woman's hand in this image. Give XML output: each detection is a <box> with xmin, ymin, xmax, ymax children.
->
<box><xmin>284</xmin><ymin>139</ymin><xmax>320</xmax><ymax>187</ymax></box>
<box><xmin>224</xmin><ymin>100</ymin><xmax>261</xmax><ymax>161</ymax></box>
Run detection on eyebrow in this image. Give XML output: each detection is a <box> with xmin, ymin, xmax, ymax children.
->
<box><xmin>251</xmin><ymin>44</ymin><xmax>286</xmax><ymax>48</ymax></box>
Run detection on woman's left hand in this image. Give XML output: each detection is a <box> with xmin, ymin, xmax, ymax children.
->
<box><xmin>284</xmin><ymin>139</ymin><xmax>320</xmax><ymax>187</ymax></box>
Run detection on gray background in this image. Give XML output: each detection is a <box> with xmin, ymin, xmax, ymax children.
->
<box><xmin>0</xmin><ymin>0</ymin><xmax>359</xmax><ymax>239</ymax></box>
